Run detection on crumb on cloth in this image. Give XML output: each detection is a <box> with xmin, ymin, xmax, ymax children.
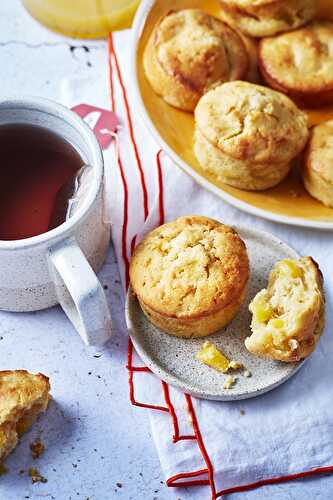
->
<box><xmin>30</xmin><ymin>439</ymin><xmax>45</xmax><ymax>460</ymax></box>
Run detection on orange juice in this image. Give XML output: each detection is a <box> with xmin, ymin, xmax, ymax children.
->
<box><xmin>22</xmin><ymin>0</ymin><xmax>140</xmax><ymax>38</ymax></box>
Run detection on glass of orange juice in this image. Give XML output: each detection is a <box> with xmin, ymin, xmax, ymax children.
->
<box><xmin>22</xmin><ymin>0</ymin><xmax>140</xmax><ymax>38</ymax></box>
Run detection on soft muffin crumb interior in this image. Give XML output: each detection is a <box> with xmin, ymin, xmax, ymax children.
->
<box><xmin>246</xmin><ymin>257</ymin><xmax>324</xmax><ymax>361</ymax></box>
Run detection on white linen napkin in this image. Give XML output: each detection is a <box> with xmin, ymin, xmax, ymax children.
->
<box><xmin>62</xmin><ymin>29</ymin><xmax>333</xmax><ymax>500</ymax></box>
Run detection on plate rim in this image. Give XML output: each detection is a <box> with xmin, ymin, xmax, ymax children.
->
<box><xmin>125</xmin><ymin>224</ymin><xmax>307</xmax><ymax>401</ymax></box>
<box><xmin>130</xmin><ymin>0</ymin><xmax>333</xmax><ymax>231</ymax></box>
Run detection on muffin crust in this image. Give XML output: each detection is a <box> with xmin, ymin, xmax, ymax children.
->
<box><xmin>130</xmin><ymin>216</ymin><xmax>249</xmax><ymax>337</ymax></box>
<box><xmin>194</xmin><ymin>127</ymin><xmax>292</xmax><ymax>191</ymax></box>
<box><xmin>144</xmin><ymin>9</ymin><xmax>248</xmax><ymax>111</ymax></box>
<box><xmin>194</xmin><ymin>81</ymin><xmax>309</xmax><ymax>190</ymax></box>
<box><xmin>0</xmin><ymin>370</ymin><xmax>50</xmax><ymax>463</ymax></box>
<box><xmin>302</xmin><ymin>120</ymin><xmax>333</xmax><ymax>208</ymax></box>
<box><xmin>219</xmin><ymin>0</ymin><xmax>316</xmax><ymax>38</ymax></box>
<box><xmin>260</xmin><ymin>21</ymin><xmax>333</xmax><ymax>107</ymax></box>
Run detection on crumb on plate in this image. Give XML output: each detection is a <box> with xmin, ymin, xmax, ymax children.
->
<box><xmin>223</xmin><ymin>375</ymin><xmax>237</xmax><ymax>389</ymax></box>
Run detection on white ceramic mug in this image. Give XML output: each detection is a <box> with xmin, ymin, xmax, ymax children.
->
<box><xmin>0</xmin><ymin>98</ymin><xmax>112</xmax><ymax>346</ymax></box>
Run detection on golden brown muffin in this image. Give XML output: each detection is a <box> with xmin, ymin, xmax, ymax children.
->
<box><xmin>0</xmin><ymin>370</ymin><xmax>50</xmax><ymax>463</ymax></box>
<box><xmin>219</xmin><ymin>0</ymin><xmax>316</xmax><ymax>38</ymax></box>
<box><xmin>130</xmin><ymin>216</ymin><xmax>249</xmax><ymax>338</ymax></box>
<box><xmin>259</xmin><ymin>21</ymin><xmax>333</xmax><ymax>108</ymax></box>
<box><xmin>143</xmin><ymin>9</ymin><xmax>249</xmax><ymax>111</ymax></box>
<box><xmin>194</xmin><ymin>81</ymin><xmax>309</xmax><ymax>191</ymax></box>
<box><xmin>246</xmin><ymin>257</ymin><xmax>325</xmax><ymax>362</ymax></box>
<box><xmin>194</xmin><ymin>127</ymin><xmax>292</xmax><ymax>191</ymax></box>
<box><xmin>302</xmin><ymin>120</ymin><xmax>333</xmax><ymax>208</ymax></box>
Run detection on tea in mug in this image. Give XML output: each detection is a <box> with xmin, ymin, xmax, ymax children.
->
<box><xmin>0</xmin><ymin>123</ymin><xmax>84</xmax><ymax>240</ymax></box>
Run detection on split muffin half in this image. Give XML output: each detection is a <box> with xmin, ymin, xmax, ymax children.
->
<box><xmin>246</xmin><ymin>257</ymin><xmax>325</xmax><ymax>362</ymax></box>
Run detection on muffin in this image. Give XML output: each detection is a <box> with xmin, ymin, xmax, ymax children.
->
<box><xmin>302</xmin><ymin>120</ymin><xmax>333</xmax><ymax>208</ymax></box>
<box><xmin>219</xmin><ymin>0</ymin><xmax>316</xmax><ymax>38</ymax></box>
<box><xmin>194</xmin><ymin>81</ymin><xmax>309</xmax><ymax>191</ymax></box>
<box><xmin>246</xmin><ymin>257</ymin><xmax>325</xmax><ymax>362</ymax></box>
<box><xmin>0</xmin><ymin>370</ymin><xmax>50</xmax><ymax>462</ymax></box>
<box><xmin>143</xmin><ymin>9</ymin><xmax>249</xmax><ymax>111</ymax></box>
<box><xmin>259</xmin><ymin>21</ymin><xmax>333</xmax><ymax>108</ymax></box>
<box><xmin>129</xmin><ymin>216</ymin><xmax>249</xmax><ymax>338</ymax></box>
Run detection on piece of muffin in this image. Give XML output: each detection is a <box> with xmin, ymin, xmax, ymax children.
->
<box><xmin>0</xmin><ymin>370</ymin><xmax>50</xmax><ymax>463</ymax></box>
<box><xmin>245</xmin><ymin>257</ymin><xmax>325</xmax><ymax>362</ymax></box>
<box><xmin>259</xmin><ymin>21</ymin><xmax>333</xmax><ymax>108</ymax></box>
<box><xmin>143</xmin><ymin>9</ymin><xmax>249</xmax><ymax>112</ymax></box>
<box><xmin>219</xmin><ymin>0</ymin><xmax>316</xmax><ymax>38</ymax></box>
<box><xmin>194</xmin><ymin>81</ymin><xmax>309</xmax><ymax>191</ymax></box>
<box><xmin>302</xmin><ymin>120</ymin><xmax>333</xmax><ymax>208</ymax></box>
<box><xmin>130</xmin><ymin>216</ymin><xmax>249</xmax><ymax>338</ymax></box>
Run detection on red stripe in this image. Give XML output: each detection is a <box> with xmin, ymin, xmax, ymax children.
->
<box><xmin>216</xmin><ymin>466</ymin><xmax>333</xmax><ymax>497</ymax></box>
<box><xmin>109</xmin><ymin>33</ymin><xmax>170</xmax><ymax>414</ymax></box>
<box><xmin>167</xmin><ymin>469</ymin><xmax>210</xmax><ymax>488</ymax></box>
<box><xmin>127</xmin><ymin>339</ymin><xmax>169</xmax><ymax>413</ymax></box>
<box><xmin>161</xmin><ymin>381</ymin><xmax>180</xmax><ymax>442</ymax></box>
<box><xmin>109</xmin><ymin>33</ymin><xmax>149</xmax><ymax>221</ymax></box>
<box><xmin>185</xmin><ymin>394</ymin><xmax>217</xmax><ymax>499</ymax></box>
<box><xmin>108</xmin><ymin>37</ymin><xmax>130</xmax><ymax>288</ymax></box>
<box><xmin>127</xmin><ymin>366</ymin><xmax>151</xmax><ymax>373</ymax></box>
<box><xmin>161</xmin><ymin>382</ymin><xmax>196</xmax><ymax>442</ymax></box>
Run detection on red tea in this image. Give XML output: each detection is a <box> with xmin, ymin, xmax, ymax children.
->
<box><xmin>0</xmin><ymin>123</ymin><xmax>84</xmax><ymax>240</ymax></box>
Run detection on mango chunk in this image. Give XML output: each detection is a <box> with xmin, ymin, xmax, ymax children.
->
<box><xmin>269</xmin><ymin>318</ymin><xmax>284</xmax><ymax>329</ymax></box>
<box><xmin>279</xmin><ymin>259</ymin><xmax>303</xmax><ymax>279</ymax></box>
<box><xmin>196</xmin><ymin>341</ymin><xmax>230</xmax><ymax>373</ymax></box>
<box><xmin>253</xmin><ymin>300</ymin><xmax>273</xmax><ymax>322</ymax></box>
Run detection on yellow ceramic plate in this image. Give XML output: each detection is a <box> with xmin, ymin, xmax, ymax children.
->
<box><xmin>131</xmin><ymin>0</ymin><xmax>333</xmax><ymax>229</ymax></box>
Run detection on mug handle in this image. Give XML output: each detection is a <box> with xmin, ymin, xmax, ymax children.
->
<box><xmin>48</xmin><ymin>238</ymin><xmax>112</xmax><ymax>346</ymax></box>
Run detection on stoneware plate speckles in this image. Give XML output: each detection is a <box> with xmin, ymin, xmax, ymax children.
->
<box><xmin>130</xmin><ymin>0</ymin><xmax>333</xmax><ymax>230</ymax></box>
<box><xmin>125</xmin><ymin>226</ymin><xmax>306</xmax><ymax>401</ymax></box>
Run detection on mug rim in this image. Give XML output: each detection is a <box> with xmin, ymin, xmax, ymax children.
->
<box><xmin>0</xmin><ymin>97</ymin><xmax>104</xmax><ymax>250</ymax></box>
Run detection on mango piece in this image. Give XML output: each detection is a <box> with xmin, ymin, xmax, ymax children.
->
<box><xmin>253</xmin><ymin>300</ymin><xmax>273</xmax><ymax>322</ymax></box>
<box><xmin>270</xmin><ymin>318</ymin><xmax>284</xmax><ymax>329</ymax></box>
<box><xmin>279</xmin><ymin>259</ymin><xmax>303</xmax><ymax>279</ymax></box>
<box><xmin>196</xmin><ymin>341</ymin><xmax>230</xmax><ymax>373</ymax></box>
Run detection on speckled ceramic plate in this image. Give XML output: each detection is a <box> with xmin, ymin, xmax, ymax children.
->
<box><xmin>130</xmin><ymin>0</ymin><xmax>333</xmax><ymax>230</ymax></box>
<box><xmin>126</xmin><ymin>226</ymin><xmax>306</xmax><ymax>401</ymax></box>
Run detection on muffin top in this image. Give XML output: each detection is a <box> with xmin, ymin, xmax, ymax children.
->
<box><xmin>305</xmin><ymin>120</ymin><xmax>333</xmax><ymax>184</ymax></box>
<box><xmin>224</xmin><ymin>0</ymin><xmax>279</xmax><ymax>7</ymax></box>
<box><xmin>0</xmin><ymin>370</ymin><xmax>50</xmax><ymax>425</ymax></box>
<box><xmin>195</xmin><ymin>81</ymin><xmax>309</xmax><ymax>164</ymax></box>
<box><xmin>153</xmin><ymin>9</ymin><xmax>248</xmax><ymax>97</ymax></box>
<box><xmin>260</xmin><ymin>21</ymin><xmax>333</xmax><ymax>93</ymax></box>
<box><xmin>130</xmin><ymin>216</ymin><xmax>249</xmax><ymax>319</ymax></box>
<box><xmin>220</xmin><ymin>0</ymin><xmax>316</xmax><ymax>38</ymax></box>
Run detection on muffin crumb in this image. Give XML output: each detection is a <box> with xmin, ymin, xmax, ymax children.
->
<box><xmin>223</xmin><ymin>375</ymin><xmax>237</xmax><ymax>389</ymax></box>
<box><xmin>229</xmin><ymin>360</ymin><xmax>243</xmax><ymax>370</ymax></box>
<box><xmin>0</xmin><ymin>464</ymin><xmax>8</xmax><ymax>476</ymax></box>
<box><xmin>30</xmin><ymin>439</ymin><xmax>45</xmax><ymax>460</ymax></box>
<box><xmin>28</xmin><ymin>467</ymin><xmax>48</xmax><ymax>484</ymax></box>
